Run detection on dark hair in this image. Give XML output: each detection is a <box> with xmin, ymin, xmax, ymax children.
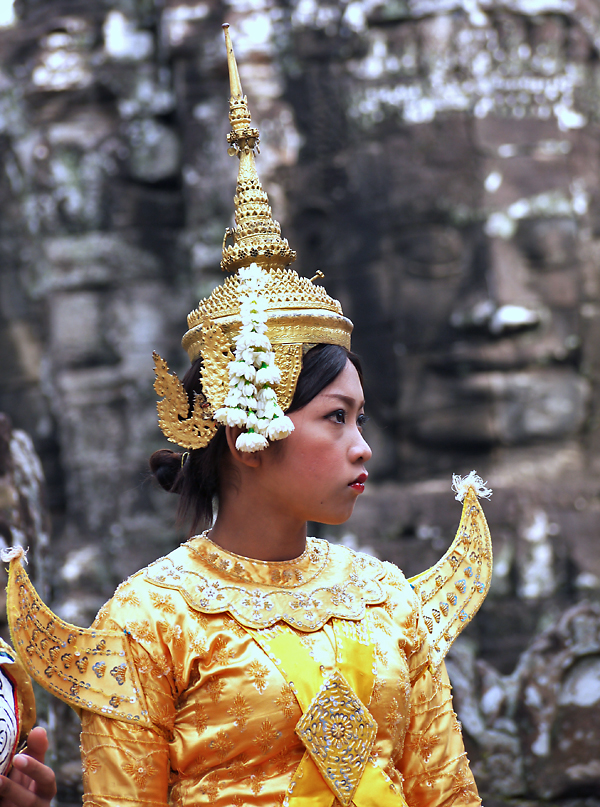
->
<box><xmin>149</xmin><ymin>343</ymin><xmax>363</xmax><ymax>534</ymax></box>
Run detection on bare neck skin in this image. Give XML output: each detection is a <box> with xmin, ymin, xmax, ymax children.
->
<box><xmin>208</xmin><ymin>481</ymin><xmax>307</xmax><ymax>562</ymax></box>
<box><xmin>206</xmin><ymin>411</ymin><xmax>309</xmax><ymax>562</ymax></box>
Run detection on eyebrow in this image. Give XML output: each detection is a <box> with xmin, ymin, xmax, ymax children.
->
<box><xmin>322</xmin><ymin>393</ymin><xmax>366</xmax><ymax>408</ymax></box>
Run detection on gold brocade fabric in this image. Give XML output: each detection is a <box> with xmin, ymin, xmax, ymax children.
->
<box><xmin>79</xmin><ymin>535</ymin><xmax>481</xmax><ymax>807</ymax></box>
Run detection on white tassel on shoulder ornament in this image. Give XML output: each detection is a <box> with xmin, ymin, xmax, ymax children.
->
<box><xmin>451</xmin><ymin>471</ymin><xmax>493</xmax><ymax>502</ymax></box>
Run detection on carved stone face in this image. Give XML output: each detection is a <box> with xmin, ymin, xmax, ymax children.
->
<box><xmin>286</xmin><ymin>2</ymin><xmax>599</xmax><ymax>478</ymax></box>
<box><xmin>392</xmin><ymin>115</ymin><xmax>591</xmax><ymax>453</ymax></box>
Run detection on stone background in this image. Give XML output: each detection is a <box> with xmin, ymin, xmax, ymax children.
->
<box><xmin>1</xmin><ymin>0</ymin><xmax>600</xmax><ymax>804</ymax></box>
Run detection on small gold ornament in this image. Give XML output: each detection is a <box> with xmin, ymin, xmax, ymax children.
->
<box><xmin>153</xmin><ymin>352</ymin><xmax>218</xmax><ymax>450</ymax></box>
<box><xmin>199</xmin><ymin>319</ymin><xmax>234</xmax><ymax>413</ymax></box>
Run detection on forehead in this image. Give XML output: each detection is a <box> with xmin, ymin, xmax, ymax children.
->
<box><xmin>319</xmin><ymin>361</ymin><xmax>364</xmax><ymax>400</ymax></box>
<box><xmin>346</xmin><ymin>5</ymin><xmax>596</xmax><ymax>217</ymax></box>
<box><xmin>349</xmin><ymin>5</ymin><xmax>594</xmax><ymax>134</ymax></box>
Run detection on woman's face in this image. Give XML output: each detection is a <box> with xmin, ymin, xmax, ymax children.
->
<box><xmin>258</xmin><ymin>359</ymin><xmax>372</xmax><ymax>525</ymax></box>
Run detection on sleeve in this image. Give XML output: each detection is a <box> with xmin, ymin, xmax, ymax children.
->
<box><xmin>80</xmin><ymin>711</ymin><xmax>169</xmax><ymax>807</ymax></box>
<box><xmin>398</xmin><ymin>629</ymin><xmax>481</xmax><ymax>807</ymax></box>
<box><xmin>79</xmin><ymin>594</ymin><xmax>179</xmax><ymax>807</ymax></box>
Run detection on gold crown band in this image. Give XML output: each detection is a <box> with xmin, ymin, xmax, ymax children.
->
<box><xmin>182</xmin><ymin>312</ymin><xmax>353</xmax><ymax>362</ymax></box>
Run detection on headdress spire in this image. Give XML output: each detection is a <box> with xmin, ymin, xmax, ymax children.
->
<box><xmin>224</xmin><ymin>23</ymin><xmax>243</xmax><ymax>100</ymax></box>
<box><xmin>153</xmin><ymin>26</ymin><xmax>352</xmax><ymax>452</ymax></box>
<box><xmin>221</xmin><ymin>24</ymin><xmax>296</xmax><ymax>273</ymax></box>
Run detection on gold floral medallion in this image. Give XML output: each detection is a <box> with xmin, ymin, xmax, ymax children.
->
<box><xmin>295</xmin><ymin>669</ymin><xmax>377</xmax><ymax>806</ymax></box>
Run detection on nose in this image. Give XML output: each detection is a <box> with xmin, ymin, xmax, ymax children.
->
<box><xmin>488</xmin><ymin>303</ymin><xmax>540</xmax><ymax>335</ymax></box>
<box><xmin>451</xmin><ymin>236</ymin><xmax>543</xmax><ymax>336</ymax></box>
<box><xmin>349</xmin><ymin>428</ymin><xmax>372</xmax><ymax>464</ymax></box>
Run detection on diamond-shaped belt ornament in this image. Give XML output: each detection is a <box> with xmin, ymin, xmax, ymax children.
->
<box><xmin>295</xmin><ymin>669</ymin><xmax>377</xmax><ymax>807</ymax></box>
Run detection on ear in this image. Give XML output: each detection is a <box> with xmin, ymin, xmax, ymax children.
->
<box><xmin>225</xmin><ymin>426</ymin><xmax>262</xmax><ymax>468</ymax></box>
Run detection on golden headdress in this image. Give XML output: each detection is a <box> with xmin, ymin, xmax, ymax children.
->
<box><xmin>154</xmin><ymin>25</ymin><xmax>353</xmax><ymax>451</ymax></box>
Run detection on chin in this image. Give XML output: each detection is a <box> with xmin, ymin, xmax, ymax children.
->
<box><xmin>312</xmin><ymin>505</ymin><xmax>357</xmax><ymax>526</ymax></box>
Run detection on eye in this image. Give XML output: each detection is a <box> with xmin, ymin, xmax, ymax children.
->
<box><xmin>327</xmin><ymin>409</ymin><xmax>346</xmax><ymax>424</ymax></box>
<box><xmin>395</xmin><ymin>225</ymin><xmax>464</xmax><ymax>278</ymax></box>
<box><xmin>357</xmin><ymin>414</ymin><xmax>369</xmax><ymax>429</ymax></box>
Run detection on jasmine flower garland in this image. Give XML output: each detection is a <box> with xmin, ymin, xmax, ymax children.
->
<box><xmin>214</xmin><ymin>263</ymin><xmax>295</xmax><ymax>452</ymax></box>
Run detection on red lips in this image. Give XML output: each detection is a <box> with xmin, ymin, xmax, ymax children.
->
<box><xmin>349</xmin><ymin>472</ymin><xmax>368</xmax><ymax>493</ymax></box>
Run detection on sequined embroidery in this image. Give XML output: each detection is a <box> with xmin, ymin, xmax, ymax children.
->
<box><xmin>144</xmin><ymin>537</ymin><xmax>387</xmax><ymax>630</ymax></box>
<box><xmin>295</xmin><ymin>670</ymin><xmax>377</xmax><ymax>807</ymax></box>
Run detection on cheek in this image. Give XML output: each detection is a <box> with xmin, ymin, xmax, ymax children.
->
<box><xmin>296</xmin><ymin>441</ymin><xmax>341</xmax><ymax>486</ymax></box>
<box><xmin>275</xmin><ymin>436</ymin><xmax>335</xmax><ymax>487</ymax></box>
<box><xmin>286</xmin><ymin>447</ymin><xmax>324</xmax><ymax>482</ymax></box>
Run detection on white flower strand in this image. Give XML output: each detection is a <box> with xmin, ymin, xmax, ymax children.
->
<box><xmin>451</xmin><ymin>471</ymin><xmax>493</xmax><ymax>503</ymax></box>
<box><xmin>214</xmin><ymin>263</ymin><xmax>295</xmax><ymax>452</ymax></box>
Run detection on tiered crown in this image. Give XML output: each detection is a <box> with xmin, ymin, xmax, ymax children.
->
<box><xmin>181</xmin><ymin>24</ymin><xmax>352</xmax><ymax>364</ymax></box>
<box><xmin>183</xmin><ymin>267</ymin><xmax>351</xmax><ymax>362</ymax></box>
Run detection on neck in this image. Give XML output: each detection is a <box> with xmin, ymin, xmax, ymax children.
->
<box><xmin>208</xmin><ymin>492</ymin><xmax>308</xmax><ymax>562</ymax></box>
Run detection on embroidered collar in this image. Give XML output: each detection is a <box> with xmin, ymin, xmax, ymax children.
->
<box><xmin>186</xmin><ymin>532</ymin><xmax>329</xmax><ymax>588</ymax></box>
<box><xmin>143</xmin><ymin>534</ymin><xmax>387</xmax><ymax>631</ymax></box>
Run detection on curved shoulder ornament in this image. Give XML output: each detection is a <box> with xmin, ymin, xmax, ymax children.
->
<box><xmin>408</xmin><ymin>472</ymin><xmax>493</xmax><ymax>667</ymax></box>
<box><xmin>5</xmin><ymin>553</ymin><xmax>152</xmax><ymax>728</ymax></box>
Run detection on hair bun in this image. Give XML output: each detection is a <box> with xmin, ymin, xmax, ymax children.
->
<box><xmin>149</xmin><ymin>449</ymin><xmax>183</xmax><ymax>492</ymax></box>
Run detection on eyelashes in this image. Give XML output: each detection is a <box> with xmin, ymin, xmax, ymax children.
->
<box><xmin>328</xmin><ymin>409</ymin><xmax>369</xmax><ymax>428</ymax></box>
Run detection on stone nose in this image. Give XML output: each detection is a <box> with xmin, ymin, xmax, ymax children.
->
<box><xmin>488</xmin><ymin>304</ymin><xmax>540</xmax><ymax>335</ymax></box>
<box><xmin>450</xmin><ymin>236</ymin><xmax>544</xmax><ymax>335</ymax></box>
<box><xmin>450</xmin><ymin>301</ymin><xmax>541</xmax><ymax>334</ymax></box>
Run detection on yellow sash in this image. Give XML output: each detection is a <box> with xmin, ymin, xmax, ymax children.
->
<box><xmin>249</xmin><ymin>620</ymin><xmax>405</xmax><ymax>807</ymax></box>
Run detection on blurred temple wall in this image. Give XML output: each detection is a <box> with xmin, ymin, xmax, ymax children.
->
<box><xmin>1</xmin><ymin>0</ymin><xmax>600</xmax><ymax>804</ymax></box>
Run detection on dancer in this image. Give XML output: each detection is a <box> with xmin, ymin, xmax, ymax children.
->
<box><xmin>6</xmin><ymin>27</ymin><xmax>492</xmax><ymax>807</ymax></box>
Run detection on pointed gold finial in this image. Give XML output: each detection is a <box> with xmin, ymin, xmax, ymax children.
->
<box><xmin>223</xmin><ymin>24</ymin><xmax>242</xmax><ymax>100</ymax></box>
<box><xmin>220</xmin><ymin>24</ymin><xmax>296</xmax><ymax>273</ymax></box>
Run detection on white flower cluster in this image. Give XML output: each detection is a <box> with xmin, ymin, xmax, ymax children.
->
<box><xmin>214</xmin><ymin>263</ymin><xmax>295</xmax><ymax>452</ymax></box>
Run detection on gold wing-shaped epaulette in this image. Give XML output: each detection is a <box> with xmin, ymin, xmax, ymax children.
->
<box><xmin>408</xmin><ymin>484</ymin><xmax>493</xmax><ymax>667</ymax></box>
<box><xmin>6</xmin><ymin>558</ymin><xmax>152</xmax><ymax>728</ymax></box>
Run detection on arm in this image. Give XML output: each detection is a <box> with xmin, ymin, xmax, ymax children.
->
<box><xmin>6</xmin><ymin>558</ymin><xmax>182</xmax><ymax>807</ymax></box>
<box><xmin>398</xmin><ymin>660</ymin><xmax>480</xmax><ymax>807</ymax></box>
<box><xmin>396</xmin><ymin>477</ymin><xmax>492</xmax><ymax>806</ymax></box>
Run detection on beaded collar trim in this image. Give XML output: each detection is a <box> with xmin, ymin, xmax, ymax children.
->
<box><xmin>143</xmin><ymin>535</ymin><xmax>387</xmax><ymax>631</ymax></box>
<box><xmin>186</xmin><ymin>532</ymin><xmax>329</xmax><ymax>588</ymax></box>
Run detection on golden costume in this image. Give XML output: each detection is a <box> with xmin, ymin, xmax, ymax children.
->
<box><xmin>6</xmin><ymin>486</ymin><xmax>491</xmax><ymax>807</ymax></box>
<box><xmin>6</xmin><ymin>25</ymin><xmax>493</xmax><ymax>807</ymax></box>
